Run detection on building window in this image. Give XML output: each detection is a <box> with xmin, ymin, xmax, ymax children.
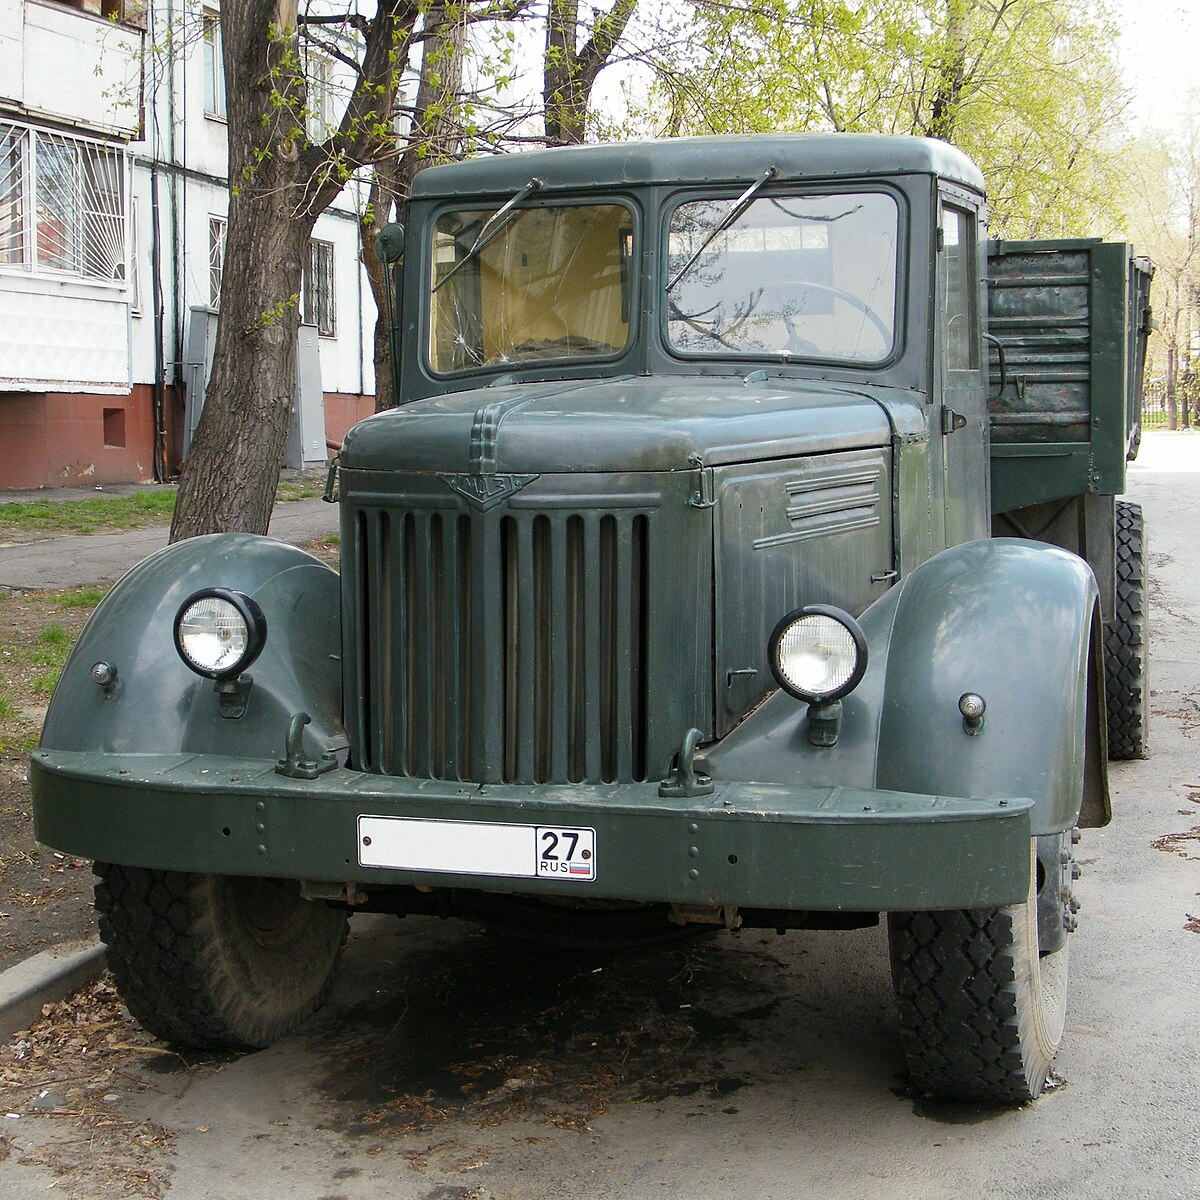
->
<box><xmin>203</xmin><ymin>12</ymin><xmax>227</xmax><ymax>120</ymax></box>
<box><xmin>306</xmin><ymin>53</ymin><xmax>334</xmax><ymax>143</ymax></box>
<box><xmin>129</xmin><ymin>196</ymin><xmax>141</xmax><ymax>314</ymax></box>
<box><xmin>208</xmin><ymin>217</ymin><xmax>226</xmax><ymax>309</ymax></box>
<box><xmin>0</xmin><ymin>119</ymin><xmax>128</xmax><ymax>286</ymax></box>
<box><xmin>303</xmin><ymin>239</ymin><xmax>336</xmax><ymax>336</ymax></box>
<box><xmin>0</xmin><ymin>125</ymin><xmax>24</xmax><ymax>267</ymax></box>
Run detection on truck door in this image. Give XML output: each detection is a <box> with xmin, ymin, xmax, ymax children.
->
<box><xmin>938</xmin><ymin>197</ymin><xmax>990</xmax><ymax>545</ymax></box>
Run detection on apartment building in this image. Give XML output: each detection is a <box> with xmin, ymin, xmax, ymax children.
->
<box><xmin>0</xmin><ymin>0</ymin><xmax>377</xmax><ymax>490</ymax></box>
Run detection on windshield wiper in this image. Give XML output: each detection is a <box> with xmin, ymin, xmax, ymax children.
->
<box><xmin>666</xmin><ymin>166</ymin><xmax>778</xmax><ymax>293</ymax></box>
<box><xmin>432</xmin><ymin>176</ymin><xmax>545</xmax><ymax>294</ymax></box>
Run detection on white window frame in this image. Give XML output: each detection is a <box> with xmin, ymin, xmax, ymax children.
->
<box><xmin>203</xmin><ymin>11</ymin><xmax>227</xmax><ymax>121</ymax></box>
<box><xmin>306</xmin><ymin>52</ymin><xmax>334</xmax><ymax>143</ymax></box>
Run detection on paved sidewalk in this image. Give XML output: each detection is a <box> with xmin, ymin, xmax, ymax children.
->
<box><xmin>0</xmin><ymin>498</ymin><xmax>339</xmax><ymax>590</ymax></box>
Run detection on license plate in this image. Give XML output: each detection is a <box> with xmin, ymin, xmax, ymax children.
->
<box><xmin>357</xmin><ymin>816</ymin><xmax>596</xmax><ymax>882</ymax></box>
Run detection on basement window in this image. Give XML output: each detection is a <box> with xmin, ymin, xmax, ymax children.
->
<box><xmin>103</xmin><ymin>408</ymin><xmax>126</xmax><ymax>448</ymax></box>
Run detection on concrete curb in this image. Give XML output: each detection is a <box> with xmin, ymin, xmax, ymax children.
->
<box><xmin>0</xmin><ymin>941</ymin><xmax>107</xmax><ymax>1041</ymax></box>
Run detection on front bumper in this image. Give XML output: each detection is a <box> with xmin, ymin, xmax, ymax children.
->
<box><xmin>30</xmin><ymin>750</ymin><xmax>1032</xmax><ymax>911</ymax></box>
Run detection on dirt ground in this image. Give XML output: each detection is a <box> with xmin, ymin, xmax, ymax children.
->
<box><xmin>0</xmin><ymin>586</ymin><xmax>104</xmax><ymax>972</ymax></box>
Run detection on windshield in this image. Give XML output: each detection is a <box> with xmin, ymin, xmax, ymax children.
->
<box><xmin>665</xmin><ymin>191</ymin><xmax>900</xmax><ymax>363</ymax></box>
<box><xmin>428</xmin><ymin>203</ymin><xmax>633</xmax><ymax>374</ymax></box>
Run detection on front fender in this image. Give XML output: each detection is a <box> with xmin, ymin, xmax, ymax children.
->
<box><xmin>40</xmin><ymin>534</ymin><xmax>344</xmax><ymax>765</ymax></box>
<box><xmin>706</xmin><ymin>539</ymin><xmax>1106</xmax><ymax>835</ymax></box>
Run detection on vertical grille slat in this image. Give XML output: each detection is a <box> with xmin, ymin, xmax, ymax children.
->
<box><xmin>582</xmin><ymin>515</ymin><xmax>604</xmax><ymax>783</ymax></box>
<box><xmin>409</xmin><ymin>511</ymin><xmax>435</xmax><ymax>778</ymax></box>
<box><xmin>438</xmin><ymin>514</ymin><xmax>460</xmax><ymax>779</ymax></box>
<box><xmin>514</xmin><ymin>516</ymin><xmax>539</xmax><ymax>783</ymax></box>
<box><xmin>398</xmin><ymin>513</ymin><xmax>413</xmax><ymax>774</ymax></box>
<box><xmin>549</xmin><ymin>518</ymin><xmax>572</xmax><ymax>784</ymax></box>
<box><xmin>354</xmin><ymin>510</ymin><xmax>374</xmax><ymax>771</ymax></box>
<box><xmin>355</xmin><ymin>497</ymin><xmax>656</xmax><ymax>786</ymax></box>
<box><xmin>613</xmin><ymin>516</ymin><xmax>634</xmax><ymax>782</ymax></box>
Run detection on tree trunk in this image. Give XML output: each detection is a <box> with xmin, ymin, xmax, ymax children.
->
<box><xmin>170</xmin><ymin>0</ymin><xmax>415</xmax><ymax>539</ymax></box>
<box><xmin>1167</xmin><ymin>341</ymin><xmax>1178</xmax><ymax>431</ymax></box>
<box><xmin>363</xmin><ymin>7</ymin><xmax>465</xmax><ymax>413</ymax></box>
<box><xmin>171</xmin><ymin>2</ymin><xmax>314</xmax><ymax>540</ymax></box>
<box><xmin>544</xmin><ymin>0</ymin><xmax>638</xmax><ymax>146</ymax></box>
<box><xmin>925</xmin><ymin>0</ymin><xmax>970</xmax><ymax>142</ymax></box>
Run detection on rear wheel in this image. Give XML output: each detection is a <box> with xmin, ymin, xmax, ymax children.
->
<box><xmin>1105</xmin><ymin>499</ymin><xmax>1149</xmax><ymax>759</ymax></box>
<box><xmin>888</xmin><ymin>836</ymin><xmax>1072</xmax><ymax>1103</ymax></box>
<box><xmin>94</xmin><ymin>864</ymin><xmax>348</xmax><ymax>1051</ymax></box>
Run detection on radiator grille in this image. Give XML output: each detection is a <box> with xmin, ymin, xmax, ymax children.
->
<box><xmin>353</xmin><ymin>505</ymin><xmax>651</xmax><ymax>785</ymax></box>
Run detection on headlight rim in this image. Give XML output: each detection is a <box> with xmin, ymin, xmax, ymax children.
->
<box><xmin>768</xmin><ymin>604</ymin><xmax>868</xmax><ymax>704</ymax></box>
<box><xmin>173</xmin><ymin>586</ymin><xmax>268</xmax><ymax>681</ymax></box>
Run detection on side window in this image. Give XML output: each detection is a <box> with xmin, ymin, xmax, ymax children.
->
<box><xmin>941</xmin><ymin>204</ymin><xmax>978</xmax><ymax>371</ymax></box>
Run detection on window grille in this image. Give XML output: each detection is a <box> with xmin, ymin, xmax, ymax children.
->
<box><xmin>0</xmin><ymin>119</ymin><xmax>129</xmax><ymax>287</ymax></box>
<box><xmin>303</xmin><ymin>239</ymin><xmax>336</xmax><ymax>336</ymax></box>
<box><xmin>208</xmin><ymin>217</ymin><xmax>226</xmax><ymax>309</ymax></box>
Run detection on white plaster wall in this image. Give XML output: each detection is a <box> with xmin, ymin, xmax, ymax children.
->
<box><xmin>0</xmin><ymin>278</ymin><xmax>130</xmax><ymax>390</ymax></box>
<box><xmin>120</xmin><ymin>0</ymin><xmax>381</xmax><ymax>401</ymax></box>
<box><xmin>22</xmin><ymin>1</ymin><xmax>142</xmax><ymax>138</ymax></box>
<box><xmin>0</xmin><ymin>0</ymin><xmax>22</xmax><ymax>108</ymax></box>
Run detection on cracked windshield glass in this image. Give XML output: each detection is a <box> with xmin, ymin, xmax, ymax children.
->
<box><xmin>666</xmin><ymin>191</ymin><xmax>899</xmax><ymax>363</ymax></box>
<box><xmin>429</xmin><ymin>203</ymin><xmax>633</xmax><ymax>373</ymax></box>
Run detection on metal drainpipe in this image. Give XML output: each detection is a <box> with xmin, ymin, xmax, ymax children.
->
<box><xmin>150</xmin><ymin>158</ymin><xmax>167</xmax><ymax>482</ymax></box>
<box><xmin>165</xmin><ymin>0</ymin><xmax>183</xmax><ymax>472</ymax></box>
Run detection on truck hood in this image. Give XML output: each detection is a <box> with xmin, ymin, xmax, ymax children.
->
<box><xmin>340</xmin><ymin>376</ymin><xmax>895</xmax><ymax>475</ymax></box>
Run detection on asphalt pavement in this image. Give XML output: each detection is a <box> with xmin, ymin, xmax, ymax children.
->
<box><xmin>0</xmin><ymin>496</ymin><xmax>339</xmax><ymax>589</ymax></box>
<box><xmin>2</xmin><ymin>434</ymin><xmax>1199</xmax><ymax>1198</ymax></box>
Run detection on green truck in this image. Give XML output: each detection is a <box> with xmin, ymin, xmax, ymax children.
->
<box><xmin>31</xmin><ymin>135</ymin><xmax>1152</xmax><ymax>1104</ymax></box>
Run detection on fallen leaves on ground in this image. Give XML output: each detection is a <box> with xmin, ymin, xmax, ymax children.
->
<box><xmin>1</xmin><ymin>974</ymin><xmax>175</xmax><ymax>1198</ymax></box>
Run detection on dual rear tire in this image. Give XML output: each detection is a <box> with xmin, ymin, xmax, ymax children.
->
<box><xmin>1105</xmin><ymin>500</ymin><xmax>1149</xmax><ymax>759</ymax></box>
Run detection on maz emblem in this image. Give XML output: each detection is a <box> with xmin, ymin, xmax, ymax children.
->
<box><xmin>439</xmin><ymin>473</ymin><xmax>539</xmax><ymax>511</ymax></box>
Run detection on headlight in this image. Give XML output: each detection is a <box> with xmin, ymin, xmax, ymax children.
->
<box><xmin>174</xmin><ymin>588</ymin><xmax>267</xmax><ymax>680</ymax></box>
<box><xmin>768</xmin><ymin>605</ymin><xmax>867</xmax><ymax>704</ymax></box>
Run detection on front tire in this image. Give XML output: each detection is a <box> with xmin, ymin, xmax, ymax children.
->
<box><xmin>887</xmin><ymin>838</ymin><xmax>1071</xmax><ymax>1103</ymax></box>
<box><xmin>94</xmin><ymin>864</ymin><xmax>349</xmax><ymax>1051</ymax></box>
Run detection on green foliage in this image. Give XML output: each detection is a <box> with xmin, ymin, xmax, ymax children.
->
<box><xmin>0</xmin><ymin>693</ymin><xmax>15</xmax><ymax>721</ymax></box>
<box><xmin>244</xmin><ymin>294</ymin><xmax>300</xmax><ymax>334</ymax></box>
<box><xmin>633</xmin><ymin>0</ymin><xmax>1128</xmax><ymax>238</ymax></box>
<box><xmin>1120</xmin><ymin>114</ymin><xmax>1200</xmax><ymax>408</ymax></box>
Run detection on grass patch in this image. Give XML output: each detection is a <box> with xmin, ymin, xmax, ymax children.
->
<box><xmin>0</xmin><ymin>728</ymin><xmax>39</xmax><ymax>754</ymax></box>
<box><xmin>0</xmin><ymin>489</ymin><xmax>177</xmax><ymax>537</ymax></box>
<box><xmin>33</xmin><ymin>670</ymin><xmax>62</xmax><ymax>696</ymax></box>
<box><xmin>18</xmin><ymin>626</ymin><xmax>76</xmax><ymax>682</ymax></box>
<box><xmin>0</xmin><ymin>693</ymin><xmax>15</xmax><ymax>720</ymax></box>
<box><xmin>49</xmin><ymin>586</ymin><xmax>109</xmax><ymax>609</ymax></box>
<box><xmin>276</xmin><ymin>478</ymin><xmax>324</xmax><ymax>502</ymax></box>
<box><xmin>0</xmin><ymin>476</ymin><xmax>323</xmax><ymax>538</ymax></box>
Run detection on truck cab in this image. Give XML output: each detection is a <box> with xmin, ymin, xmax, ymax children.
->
<box><xmin>32</xmin><ymin>135</ymin><xmax>1151</xmax><ymax>1105</ymax></box>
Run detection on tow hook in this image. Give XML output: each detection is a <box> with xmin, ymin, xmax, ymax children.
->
<box><xmin>659</xmin><ymin>728</ymin><xmax>714</xmax><ymax>798</ymax></box>
<box><xmin>275</xmin><ymin>712</ymin><xmax>340</xmax><ymax>779</ymax></box>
